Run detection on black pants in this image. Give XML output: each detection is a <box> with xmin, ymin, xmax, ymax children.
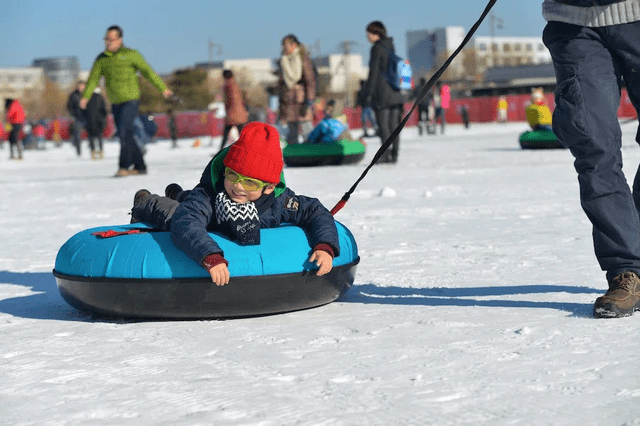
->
<box><xmin>131</xmin><ymin>194</ymin><xmax>181</xmax><ymax>230</ymax></box>
<box><xmin>87</xmin><ymin>127</ymin><xmax>104</xmax><ymax>153</ymax></box>
<box><xmin>435</xmin><ymin>107</ymin><xmax>445</xmax><ymax>134</ymax></box>
<box><xmin>375</xmin><ymin>105</ymin><xmax>402</xmax><ymax>163</ymax></box>
<box><xmin>286</xmin><ymin>121</ymin><xmax>300</xmax><ymax>145</ymax></box>
<box><xmin>70</xmin><ymin>118</ymin><xmax>85</xmax><ymax>156</ymax></box>
<box><xmin>219</xmin><ymin>123</ymin><xmax>246</xmax><ymax>151</ymax></box>
<box><xmin>9</xmin><ymin>123</ymin><xmax>22</xmax><ymax>159</ymax></box>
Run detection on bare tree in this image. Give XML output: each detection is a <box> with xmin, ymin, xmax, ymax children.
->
<box><xmin>22</xmin><ymin>76</ymin><xmax>66</xmax><ymax>120</ymax></box>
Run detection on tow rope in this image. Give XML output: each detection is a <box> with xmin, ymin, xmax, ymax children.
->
<box><xmin>330</xmin><ymin>0</ymin><xmax>498</xmax><ymax>216</ymax></box>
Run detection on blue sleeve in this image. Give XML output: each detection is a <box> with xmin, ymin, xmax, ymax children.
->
<box><xmin>170</xmin><ymin>187</ymin><xmax>222</xmax><ymax>265</ymax></box>
<box><xmin>307</xmin><ymin>124</ymin><xmax>321</xmax><ymax>143</ymax></box>
<box><xmin>327</xmin><ymin>119</ymin><xmax>346</xmax><ymax>140</ymax></box>
<box><xmin>276</xmin><ymin>188</ymin><xmax>340</xmax><ymax>256</ymax></box>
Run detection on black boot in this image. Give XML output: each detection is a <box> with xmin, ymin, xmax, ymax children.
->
<box><xmin>133</xmin><ymin>189</ymin><xmax>151</xmax><ymax>207</ymax></box>
<box><xmin>131</xmin><ymin>189</ymin><xmax>151</xmax><ymax>223</ymax></box>
<box><xmin>165</xmin><ymin>183</ymin><xmax>183</xmax><ymax>200</ymax></box>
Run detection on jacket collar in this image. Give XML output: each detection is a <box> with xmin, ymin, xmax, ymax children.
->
<box><xmin>103</xmin><ymin>46</ymin><xmax>125</xmax><ymax>57</ymax></box>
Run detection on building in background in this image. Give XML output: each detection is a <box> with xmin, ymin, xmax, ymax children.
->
<box><xmin>470</xmin><ymin>62</ymin><xmax>557</xmax><ymax>97</ymax></box>
<box><xmin>407</xmin><ymin>27</ymin><xmax>465</xmax><ymax>79</ymax></box>
<box><xmin>317</xmin><ymin>54</ymin><xmax>367</xmax><ymax>100</ymax></box>
<box><xmin>0</xmin><ymin>67</ymin><xmax>45</xmax><ymax>116</ymax></box>
<box><xmin>196</xmin><ymin>54</ymin><xmax>368</xmax><ymax>106</ymax></box>
<box><xmin>222</xmin><ymin>58</ymin><xmax>278</xmax><ymax>86</ymax></box>
<box><xmin>472</xmin><ymin>36</ymin><xmax>551</xmax><ymax>69</ymax></box>
<box><xmin>406</xmin><ymin>27</ymin><xmax>551</xmax><ymax>82</ymax></box>
<box><xmin>32</xmin><ymin>56</ymin><xmax>80</xmax><ymax>91</ymax></box>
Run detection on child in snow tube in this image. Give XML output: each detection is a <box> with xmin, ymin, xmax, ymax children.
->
<box><xmin>131</xmin><ymin>122</ymin><xmax>340</xmax><ymax>286</ymax></box>
<box><xmin>525</xmin><ymin>88</ymin><xmax>553</xmax><ymax>132</ymax></box>
<box><xmin>307</xmin><ymin>100</ymin><xmax>354</xmax><ymax>144</ymax></box>
<box><xmin>307</xmin><ymin>117</ymin><xmax>352</xmax><ymax>143</ymax></box>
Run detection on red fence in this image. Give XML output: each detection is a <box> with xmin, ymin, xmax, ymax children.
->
<box><xmin>5</xmin><ymin>89</ymin><xmax>636</xmax><ymax>142</ymax></box>
<box><xmin>437</xmin><ymin>89</ymin><xmax>636</xmax><ymax>125</ymax></box>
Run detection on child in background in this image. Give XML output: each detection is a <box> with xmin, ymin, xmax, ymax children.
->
<box><xmin>307</xmin><ymin>100</ymin><xmax>355</xmax><ymax>144</ymax></box>
<box><xmin>497</xmin><ymin>96</ymin><xmax>508</xmax><ymax>123</ymax></box>
<box><xmin>33</xmin><ymin>120</ymin><xmax>46</xmax><ymax>149</ymax></box>
<box><xmin>307</xmin><ymin>115</ymin><xmax>353</xmax><ymax>144</ymax></box>
<box><xmin>525</xmin><ymin>88</ymin><xmax>553</xmax><ymax>132</ymax></box>
<box><xmin>323</xmin><ymin>99</ymin><xmax>336</xmax><ymax>119</ymax></box>
<box><xmin>131</xmin><ymin>122</ymin><xmax>339</xmax><ymax>286</ymax></box>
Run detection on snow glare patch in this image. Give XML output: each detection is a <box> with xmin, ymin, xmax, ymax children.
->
<box><xmin>379</xmin><ymin>186</ymin><xmax>397</xmax><ymax>198</ymax></box>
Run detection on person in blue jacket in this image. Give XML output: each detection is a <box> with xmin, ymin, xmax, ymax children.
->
<box><xmin>131</xmin><ymin>122</ymin><xmax>339</xmax><ymax>286</ymax></box>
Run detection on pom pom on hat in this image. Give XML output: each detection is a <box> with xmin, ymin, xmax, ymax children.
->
<box><xmin>223</xmin><ymin>122</ymin><xmax>283</xmax><ymax>184</ymax></box>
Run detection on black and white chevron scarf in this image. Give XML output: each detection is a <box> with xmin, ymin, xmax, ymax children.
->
<box><xmin>214</xmin><ymin>191</ymin><xmax>261</xmax><ymax>245</ymax></box>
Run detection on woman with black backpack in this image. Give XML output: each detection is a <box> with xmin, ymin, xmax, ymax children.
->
<box><xmin>363</xmin><ymin>21</ymin><xmax>405</xmax><ymax>164</ymax></box>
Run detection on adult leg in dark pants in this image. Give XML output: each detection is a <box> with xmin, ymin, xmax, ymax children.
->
<box><xmin>112</xmin><ymin>100</ymin><xmax>146</xmax><ymax>175</ymax></box>
<box><xmin>375</xmin><ymin>105</ymin><xmax>402</xmax><ymax>163</ymax></box>
<box><xmin>418</xmin><ymin>104</ymin><xmax>428</xmax><ymax>135</ymax></box>
<box><xmin>71</xmin><ymin>119</ymin><xmax>85</xmax><ymax>156</ymax></box>
<box><xmin>87</xmin><ymin>128</ymin><xmax>103</xmax><ymax>159</ymax></box>
<box><xmin>286</xmin><ymin>121</ymin><xmax>300</xmax><ymax>145</ymax></box>
<box><xmin>8</xmin><ymin>123</ymin><xmax>22</xmax><ymax>160</ymax></box>
<box><xmin>544</xmin><ymin>21</ymin><xmax>640</xmax><ymax>311</ymax></box>
<box><xmin>219</xmin><ymin>123</ymin><xmax>246</xmax><ymax>152</ymax></box>
<box><xmin>436</xmin><ymin>107</ymin><xmax>446</xmax><ymax>134</ymax></box>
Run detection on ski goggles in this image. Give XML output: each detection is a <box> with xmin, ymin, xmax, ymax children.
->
<box><xmin>224</xmin><ymin>167</ymin><xmax>268</xmax><ymax>191</ymax></box>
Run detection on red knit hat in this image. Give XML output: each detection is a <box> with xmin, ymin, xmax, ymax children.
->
<box><xmin>223</xmin><ymin>122</ymin><xmax>283</xmax><ymax>184</ymax></box>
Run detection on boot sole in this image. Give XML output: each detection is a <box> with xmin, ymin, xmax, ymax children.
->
<box><xmin>593</xmin><ymin>302</ymin><xmax>640</xmax><ymax>318</ymax></box>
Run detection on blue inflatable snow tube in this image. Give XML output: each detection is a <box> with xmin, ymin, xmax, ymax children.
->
<box><xmin>53</xmin><ymin>221</ymin><xmax>359</xmax><ymax>319</ymax></box>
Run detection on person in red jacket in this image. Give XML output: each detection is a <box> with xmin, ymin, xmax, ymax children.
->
<box><xmin>4</xmin><ymin>98</ymin><xmax>25</xmax><ymax>160</ymax></box>
<box><xmin>218</xmin><ymin>69</ymin><xmax>248</xmax><ymax>152</ymax></box>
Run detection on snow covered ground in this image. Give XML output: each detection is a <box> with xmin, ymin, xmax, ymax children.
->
<box><xmin>1</xmin><ymin>121</ymin><xmax>640</xmax><ymax>425</ymax></box>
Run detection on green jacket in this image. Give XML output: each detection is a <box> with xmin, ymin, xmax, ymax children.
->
<box><xmin>82</xmin><ymin>46</ymin><xmax>167</xmax><ymax>105</ymax></box>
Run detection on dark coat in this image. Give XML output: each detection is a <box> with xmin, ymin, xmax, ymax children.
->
<box><xmin>66</xmin><ymin>90</ymin><xmax>84</xmax><ymax>120</ymax></box>
<box><xmin>364</xmin><ymin>37</ymin><xmax>405</xmax><ymax>109</ymax></box>
<box><xmin>168</xmin><ymin>153</ymin><xmax>339</xmax><ymax>266</ymax></box>
<box><xmin>356</xmin><ymin>85</ymin><xmax>371</xmax><ymax>108</ymax></box>
<box><xmin>84</xmin><ymin>92</ymin><xmax>108</xmax><ymax>135</ymax></box>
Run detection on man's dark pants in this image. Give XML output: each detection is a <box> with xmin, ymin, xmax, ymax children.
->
<box><xmin>112</xmin><ymin>100</ymin><xmax>146</xmax><ymax>171</ymax></box>
<box><xmin>543</xmin><ymin>20</ymin><xmax>640</xmax><ymax>282</ymax></box>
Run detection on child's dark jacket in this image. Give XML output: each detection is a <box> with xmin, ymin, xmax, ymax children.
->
<box><xmin>169</xmin><ymin>150</ymin><xmax>340</xmax><ymax>267</ymax></box>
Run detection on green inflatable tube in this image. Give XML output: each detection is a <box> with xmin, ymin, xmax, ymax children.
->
<box><xmin>519</xmin><ymin>129</ymin><xmax>564</xmax><ymax>150</ymax></box>
<box><xmin>283</xmin><ymin>139</ymin><xmax>366</xmax><ymax>167</ymax></box>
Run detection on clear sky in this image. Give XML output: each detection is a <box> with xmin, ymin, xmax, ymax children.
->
<box><xmin>1</xmin><ymin>0</ymin><xmax>547</xmax><ymax>74</ymax></box>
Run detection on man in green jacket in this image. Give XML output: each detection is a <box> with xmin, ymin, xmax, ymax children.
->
<box><xmin>80</xmin><ymin>25</ymin><xmax>172</xmax><ymax>177</ymax></box>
